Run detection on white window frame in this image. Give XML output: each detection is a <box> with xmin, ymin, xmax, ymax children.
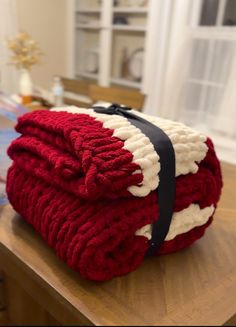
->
<box><xmin>189</xmin><ymin>0</ymin><xmax>236</xmax><ymax>28</ymax></box>
<box><xmin>181</xmin><ymin>0</ymin><xmax>236</xmax><ymax>120</ymax></box>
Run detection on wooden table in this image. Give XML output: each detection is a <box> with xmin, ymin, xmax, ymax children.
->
<box><xmin>0</xmin><ymin>162</ymin><xmax>236</xmax><ymax>326</ymax></box>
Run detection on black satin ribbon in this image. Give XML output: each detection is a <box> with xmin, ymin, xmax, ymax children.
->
<box><xmin>93</xmin><ymin>104</ymin><xmax>176</xmax><ymax>256</ymax></box>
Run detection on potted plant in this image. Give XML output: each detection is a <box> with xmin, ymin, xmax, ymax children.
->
<box><xmin>8</xmin><ymin>32</ymin><xmax>43</xmax><ymax>104</ymax></box>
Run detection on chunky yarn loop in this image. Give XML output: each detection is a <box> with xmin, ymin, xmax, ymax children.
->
<box><xmin>6</xmin><ymin>107</ymin><xmax>223</xmax><ymax>281</ymax></box>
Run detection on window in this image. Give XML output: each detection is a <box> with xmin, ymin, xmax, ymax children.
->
<box><xmin>223</xmin><ymin>0</ymin><xmax>236</xmax><ymax>26</ymax></box>
<box><xmin>200</xmin><ymin>0</ymin><xmax>236</xmax><ymax>26</ymax></box>
<box><xmin>200</xmin><ymin>0</ymin><xmax>219</xmax><ymax>26</ymax></box>
<box><xmin>180</xmin><ymin>0</ymin><xmax>236</xmax><ymax>125</ymax></box>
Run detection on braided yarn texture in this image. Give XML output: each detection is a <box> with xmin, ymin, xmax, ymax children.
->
<box><xmin>6</xmin><ymin>108</ymin><xmax>223</xmax><ymax>281</ymax></box>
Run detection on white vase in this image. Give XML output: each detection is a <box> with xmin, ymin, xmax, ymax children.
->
<box><xmin>19</xmin><ymin>68</ymin><xmax>33</xmax><ymax>96</ymax></box>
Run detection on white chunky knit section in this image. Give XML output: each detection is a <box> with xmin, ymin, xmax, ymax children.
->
<box><xmin>135</xmin><ymin>204</ymin><xmax>215</xmax><ymax>242</ymax></box>
<box><xmin>134</xmin><ymin>111</ymin><xmax>208</xmax><ymax>176</ymax></box>
<box><xmin>52</xmin><ymin>106</ymin><xmax>208</xmax><ymax>197</ymax></box>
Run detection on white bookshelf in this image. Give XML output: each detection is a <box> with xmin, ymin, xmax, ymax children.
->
<box><xmin>77</xmin><ymin>72</ymin><xmax>98</xmax><ymax>80</ymax></box>
<box><xmin>76</xmin><ymin>24</ymin><xmax>101</xmax><ymax>29</ymax></box>
<box><xmin>111</xmin><ymin>77</ymin><xmax>141</xmax><ymax>89</ymax></box>
<box><xmin>113</xmin><ymin>7</ymin><xmax>148</xmax><ymax>13</ymax></box>
<box><xmin>76</xmin><ymin>9</ymin><xmax>101</xmax><ymax>13</ymax></box>
<box><xmin>69</xmin><ymin>0</ymin><xmax>155</xmax><ymax>90</ymax></box>
<box><xmin>112</xmin><ymin>25</ymin><xmax>146</xmax><ymax>32</ymax></box>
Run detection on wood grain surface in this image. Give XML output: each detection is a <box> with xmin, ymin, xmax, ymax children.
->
<box><xmin>89</xmin><ymin>84</ymin><xmax>145</xmax><ymax>110</ymax></box>
<box><xmin>0</xmin><ymin>162</ymin><xmax>235</xmax><ymax>326</ymax></box>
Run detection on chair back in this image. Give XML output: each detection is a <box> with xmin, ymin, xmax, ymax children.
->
<box><xmin>61</xmin><ymin>77</ymin><xmax>91</xmax><ymax>107</ymax></box>
<box><xmin>89</xmin><ymin>84</ymin><xmax>145</xmax><ymax>111</ymax></box>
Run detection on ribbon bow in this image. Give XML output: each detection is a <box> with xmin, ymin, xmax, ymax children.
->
<box><xmin>93</xmin><ymin>103</ymin><xmax>132</xmax><ymax>117</ymax></box>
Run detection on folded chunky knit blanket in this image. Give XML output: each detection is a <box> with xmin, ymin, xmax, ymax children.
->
<box><xmin>6</xmin><ymin>106</ymin><xmax>222</xmax><ymax>281</ymax></box>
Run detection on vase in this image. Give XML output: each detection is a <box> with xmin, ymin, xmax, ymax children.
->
<box><xmin>120</xmin><ymin>47</ymin><xmax>130</xmax><ymax>79</ymax></box>
<box><xmin>19</xmin><ymin>68</ymin><xmax>33</xmax><ymax>104</ymax></box>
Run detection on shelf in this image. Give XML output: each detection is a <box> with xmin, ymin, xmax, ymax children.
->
<box><xmin>111</xmin><ymin>77</ymin><xmax>141</xmax><ymax>89</ymax></box>
<box><xmin>77</xmin><ymin>72</ymin><xmax>98</xmax><ymax>80</ymax></box>
<box><xmin>76</xmin><ymin>24</ymin><xmax>146</xmax><ymax>32</ymax></box>
<box><xmin>188</xmin><ymin>78</ymin><xmax>225</xmax><ymax>88</ymax></box>
<box><xmin>76</xmin><ymin>9</ymin><xmax>101</xmax><ymax>14</ymax></box>
<box><xmin>112</xmin><ymin>25</ymin><xmax>146</xmax><ymax>32</ymax></box>
<box><xmin>76</xmin><ymin>24</ymin><xmax>101</xmax><ymax>30</ymax></box>
<box><xmin>113</xmin><ymin>7</ymin><xmax>148</xmax><ymax>13</ymax></box>
<box><xmin>73</xmin><ymin>1</ymin><xmax>149</xmax><ymax>92</ymax></box>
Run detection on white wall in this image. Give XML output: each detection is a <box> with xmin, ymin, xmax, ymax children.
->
<box><xmin>17</xmin><ymin>0</ymin><xmax>68</xmax><ymax>89</ymax></box>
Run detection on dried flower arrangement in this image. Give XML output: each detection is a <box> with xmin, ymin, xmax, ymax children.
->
<box><xmin>8</xmin><ymin>32</ymin><xmax>43</xmax><ymax>70</ymax></box>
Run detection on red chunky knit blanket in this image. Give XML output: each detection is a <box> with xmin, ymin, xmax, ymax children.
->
<box><xmin>6</xmin><ymin>107</ymin><xmax>222</xmax><ymax>281</ymax></box>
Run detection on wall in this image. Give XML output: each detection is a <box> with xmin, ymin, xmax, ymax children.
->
<box><xmin>17</xmin><ymin>0</ymin><xmax>68</xmax><ymax>90</ymax></box>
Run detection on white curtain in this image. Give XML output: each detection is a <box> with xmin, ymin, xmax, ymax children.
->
<box><xmin>0</xmin><ymin>0</ymin><xmax>19</xmax><ymax>94</ymax></box>
<box><xmin>213</xmin><ymin>53</ymin><xmax>236</xmax><ymax>137</ymax></box>
<box><xmin>144</xmin><ymin>0</ymin><xmax>192</xmax><ymax>120</ymax></box>
<box><xmin>144</xmin><ymin>0</ymin><xmax>236</xmax><ymax>141</ymax></box>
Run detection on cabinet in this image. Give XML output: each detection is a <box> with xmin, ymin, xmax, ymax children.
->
<box><xmin>68</xmin><ymin>0</ymin><xmax>155</xmax><ymax>91</ymax></box>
